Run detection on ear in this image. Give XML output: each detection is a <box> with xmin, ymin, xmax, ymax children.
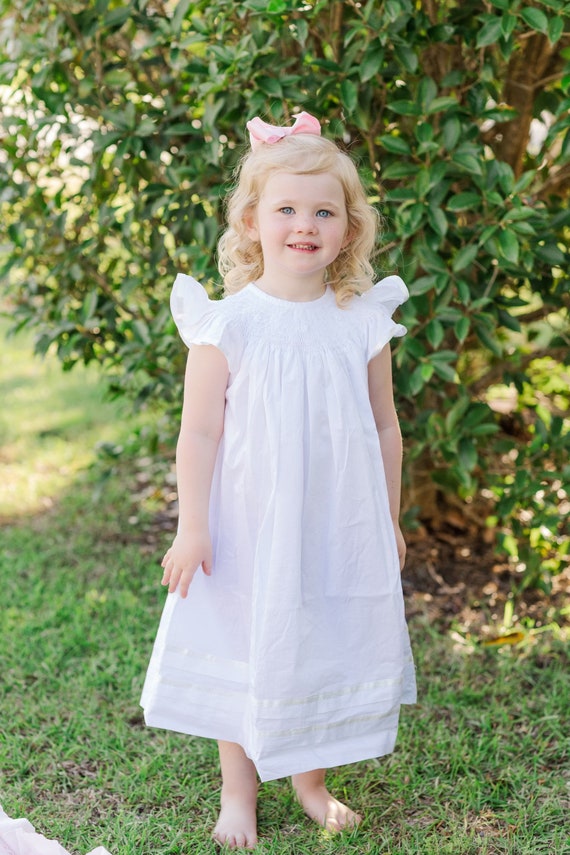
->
<box><xmin>243</xmin><ymin>206</ymin><xmax>259</xmax><ymax>241</ymax></box>
<box><xmin>341</xmin><ymin>228</ymin><xmax>353</xmax><ymax>250</ymax></box>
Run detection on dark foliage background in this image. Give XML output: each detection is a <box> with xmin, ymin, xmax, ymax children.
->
<box><xmin>1</xmin><ymin>0</ymin><xmax>569</xmax><ymax>589</ymax></box>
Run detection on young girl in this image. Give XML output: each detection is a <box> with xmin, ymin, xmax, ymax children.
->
<box><xmin>141</xmin><ymin>112</ymin><xmax>416</xmax><ymax>850</ymax></box>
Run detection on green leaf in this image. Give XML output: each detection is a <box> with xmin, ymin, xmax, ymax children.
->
<box><xmin>513</xmin><ymin>170</ymin><xmax>536</xmax><ymax>193</ymax></box>
<box><xmin>415</xmin><ymin>123</ymin><xmax>433</xmax><ymax>143</ymax></box>
<box><xmin>432</xmin><ymin>360</ymin><xmax>457</xmax><ymax>382</ymax></box>
<box><xmin>387</xmin><ymin>100</ymin><xmax>421</xmax><ymax>116</ymax></box>
<box><xmin>359</xmin><ymin>46</ymin><xmax>384</xmax><ymax>82</ymax></box>
<box><xmin>381</xmin><ymin>163</ymin><xmax>419</xmax><ymax>179</ymax></box>
<box><xmin>510</xmin><ymin>221</ymin><xmax>536</xmax><ymax>236</ymax></box>
<box><xmin>394</xmin><ymin>45</ymin><xmax>418</xmax><ymax>73</ymax></box>
<box><xmin>378</xmin><ymin>135</ymin><xmax>411</xmax><ymax>155</ymax></box>
<box><xmin>445</xmin><ymin>397</ymin><xmax>470</xmax><ymax>433</ymax></box>
<box><xmin>442</xmin><ymin>117</ymin><xmax>461</xmax><ymax>151</ymax></box>
<box><xmin>426</xmin><ymin>318</ymin><xmax>445</xmax><ymax>349</ymax></box>
<box><xmin>452</xmin><ymin>152</ymin><xmax>483</xmax><ymax>175</ymax></box>
<box><xmin>498</xmin><ymin>229</ymin><xmax>519</xmax><ymax>264</ymax></box>
<box><xmin>172</xmin><ymin>0</ymin><xmax>193</xmax><ymax>32</ymax></box>
<box><xmin>459</xmin><ymin>438</ymin><xmax>478</xmax><ymax>472</ymax></box>
<box><xmin>538</xmin><ymin>0</ymin><xmax>563</xmax><ymax>9</ymax></box>
<box><xmin>136</xmin><ymin>117</ymin><xmax>156</xmax><ymax>138</ymax></box>
<box><xmin>427</xmin><ymin>206</ymin><xmax>448</xmax><ymax>238</ymax></box>
<box><xmin>396</xmin><ymin>202</ymin><xmax>426</xmax><ymax>237</ymax></box>
<box><xmin>340</xmin><ymin>79</ymin><xmax>358</xmax><ymax>114</ymax></box>
<box><xmin>471</xmin><ymin>423</ymin><xmax>499</xmax><ymax>436</ymax></box>
<box><xmin>410</xmin><ymin>275</ymin><xmax>436</xmax><ymax>295</ymax></box>
<box><xmin>534</xmin><ymin>243</ymin><xmax>566</xmax><ymax>266</ymax></box>
<box><xmin>548</xmin><ymin>16</ymin><xmax>564</xmax><ymax>44</ymax></box>
<box><xmin>498</xmin><ymin>308</ymin><xmax>521</xmax><ymax>332</ymax></box>
<box><xmin>476</xmin><ymin>325</ymin><xmax>503</xmax><ymax>356</ymax></box>
<box><xmin>454</xmin><ymin>316</ymin><xmax>470</xmax><ymax>343</ymax></box>
<box><xmin>418</xmin><ymin>244</ymin><xmax>448</xmax><ymax>274</ymax></box>
<box><xmin>418</xmin><ymin>76</ymin><xmax>437</xmax><ymax>111</ymax></box>
<box><xmin>452</xmin><ymin>244</ymin><xmax>478</xmax><ymax>272</ymax></box>
<box><xmin>415</xmin><ymin>169</ymin><xmax>431</xmax><ymax>199</ymax></box>
<box><xmin>447</xmin><ymin>192</ymin><xmax>482</xmax><ymax>211</ymax></box>
<box><xmin>463</xmin><ymin>404</ymin><xmax>494</xmax><ymax>428</ymax></box>
<box><xmin>434</xmin><ymin>273</ymin><xmax>451</xmax><ymax>294</ymax></box>
<box><xmin>520</xmin><ymin>7</ymin><xmax>549</xmax><ymax>33</ymax></box>
<box><xmin>103</xmin><ymin>69</ymin><xmax>131</xmax><ymax>87</ymax></box>
<box><xmin>430</xmin><ymin>350</ymin><xmax>458</xmax><ymax>363</ymax></box>
<box><xmin>502</xmin><ymin>206</ymin><xmax>535</xmax><ymax>222</ymax></box>
<box><xmin>403</xmin><ymin>337</ymin><xmax>427</xmax><ymax>359</ymax></box>
<box><xmin>479</xmin><ymin>225</ymin><xmax>500</xmax><ymax>246</ymax></box>
<box><xmin>476</xmin><ymin>16</ymin><xmax>503</xmax><ymax>48</ymax></box>
<box><xmin>409</xmin><ymin>366</ymin><xmax>427</xmax><ymax>395</ymax></box>
<box><xmin>456</xmin><ymin>280</ymin><xmax>471</xmax><ymax>304</ymax></box>
<box><xmin>426</xmin><ymin>96</ymin><xmax>459</xmax><ymax>113</ymax></box>
<box><xmin>257</xmin><ymin>75</ymin><xmax>283</xmax><ymax>97</ymax></box>
<box><xmin>105</xmin><ymin>7</ymin><xmax>132</xmax><ymax>28</ymax></box>
<box><xmin>501</xmin><ymin>12</ymin><xmax>517</xmax><ymax>37</ymax></box>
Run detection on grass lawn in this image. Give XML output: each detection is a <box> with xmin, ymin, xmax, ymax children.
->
<box><xmin>0</xmin><ymin>327</ymin><xmax>568</xmax><ymax>855</ymax></box>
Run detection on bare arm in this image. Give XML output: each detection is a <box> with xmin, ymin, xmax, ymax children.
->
<box><xmin>368</xmin><ymin>345</ymin><xmax>406</xmax><ymax>569</ymax></box>
<box><xmin>161</xmin><ymin>344</ymin><xmax>229</xmax><ymax>598</ymax></box>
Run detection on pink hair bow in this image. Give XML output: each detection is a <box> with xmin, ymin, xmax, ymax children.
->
<box><xmin>246</xmin><ymin>111</ymin><xmax>321</xmax><ymax>150</ymax></box>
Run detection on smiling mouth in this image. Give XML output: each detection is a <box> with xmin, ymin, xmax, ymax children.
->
<box><xmin>288</xmin><ymin>243</ymin><xmax>319</xmax><ymax>251</ymax></box>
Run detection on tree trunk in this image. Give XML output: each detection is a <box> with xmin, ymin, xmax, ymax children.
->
<box><xmin>495</xmin><ymin>34</ymin><xmax>554</xmax><ymax>176</ymax></box>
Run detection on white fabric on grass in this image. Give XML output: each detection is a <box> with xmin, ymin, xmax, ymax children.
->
<box><xmin>0</xmin><ymin>804</ymin><xmax>111</xmax><ymax>855</ymax></box>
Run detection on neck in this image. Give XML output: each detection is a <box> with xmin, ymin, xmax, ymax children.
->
<box><xmin>254</xmin><ymin>273</ymin><xmax>326</xmax><ymax>302</ymax></box>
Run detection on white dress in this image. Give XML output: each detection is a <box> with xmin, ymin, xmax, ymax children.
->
<box><xmin>141</xmin><ymin>274</ymin><xmax>416</xmax><ymax>782</ymax></box>
<box><xmin>0</xmin><ymin>803</ymin><xmax>111</xmax><ymax>855</ymax></box>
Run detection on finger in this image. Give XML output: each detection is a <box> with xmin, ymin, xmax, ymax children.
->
<box><xmin>179</xmin><ymin>572</ymin><xmax>193</xmax><ymax>599</ymax></box>
<box><xmin>167</xmin><ymin>566</ymin><xmax>182</xmax><ymax>594</ymax></box>
<box><xmin>161</xmin><ymin>557</ymin><xmax>174</xmax><ymax>585</ymax></box>
<box><xmin>202</xmin><ymin>559</ymin><xmax>212</xmax><ymax>576</ymax></box>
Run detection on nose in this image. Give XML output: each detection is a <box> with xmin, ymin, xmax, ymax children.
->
<box><xmin>294</xmin><ymin>213</ymin><xmax>317</xmax><ymax>233</ymax></box>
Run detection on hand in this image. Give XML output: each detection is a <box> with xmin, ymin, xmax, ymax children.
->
<box><xmin>393</xmin><ymin>521</ymin><xmax>406</xmax><ymax>571</ymax></box>
<box><xmin>160</xmin><ymin>529</ymin><xmax>213</xmax><ymax>599</ymax></box>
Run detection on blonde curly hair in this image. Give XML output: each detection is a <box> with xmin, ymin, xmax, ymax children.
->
<box><xmin>217</xmin><ymin>134</ymin><xmax>379</xmax><ymax>305</ymax></box>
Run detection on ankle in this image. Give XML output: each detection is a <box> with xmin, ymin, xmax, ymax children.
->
<box><xmin>221</xmin><ymin>780</ymin><xmax>258</xmax><ymax>800</ymax></box>
<box><xmin>292</xmin><ymin>769</ymin><xmax>326</xmax><ymax>795</ymax></box>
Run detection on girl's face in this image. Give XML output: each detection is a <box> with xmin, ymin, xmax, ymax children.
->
<box><xmin>245</xmin><ymin>171</ymin><xmax>350</xmax><ymax>292</ymax></box>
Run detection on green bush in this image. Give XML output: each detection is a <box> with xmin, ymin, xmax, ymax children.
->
<box><xmin>1</xmin><ymin>0</ymin><xmax>569</xmax><ymax>588</ymax></box>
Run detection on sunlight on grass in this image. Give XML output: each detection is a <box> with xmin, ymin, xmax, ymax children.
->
<box><xmin>0</xmin><ymin>324</ymin><xmax>125</xmax><ymax>518</ymax></box>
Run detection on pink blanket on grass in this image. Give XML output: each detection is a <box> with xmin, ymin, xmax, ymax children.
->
<box><xmin>0</xmin><ymin>805</ymin><xmax>112</xmax><ymax>855</ymax></box>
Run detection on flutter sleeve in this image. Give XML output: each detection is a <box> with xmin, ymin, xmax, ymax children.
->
<box><xmin>170</xmin><ymin>273</ymin><xmax>239</xmax><ymax>373</ymax></box>
<box><xmin>361</xmin><ymin>275</ymin><xmax>409</xmax><ymax>361</ymax></box>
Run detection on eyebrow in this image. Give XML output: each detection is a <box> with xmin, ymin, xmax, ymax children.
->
<box><xmin>273</xmin><ymin>198</ymin><xmax>343</xmax><ymax>209</ymax></box>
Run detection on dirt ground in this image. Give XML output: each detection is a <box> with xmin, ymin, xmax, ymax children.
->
<box><xmin>403</xmin><ymin>523</ymin><xmax>569</xmax><ymax>641</ymax></box>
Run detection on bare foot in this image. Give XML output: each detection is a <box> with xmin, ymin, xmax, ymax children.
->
<box><xmin>212</xmin><ymin>786</ymin><xmax>258</xmax><ymax>850</ymax></box>
<box><xmin>292</xmin><ymin>771</ymin><xmax>362</xmax><ymax>832</ymax></box>
<box><xmin>214</xmin><ymin>740</ymin><xmax>259</xmax><ymax>849</ymax></box>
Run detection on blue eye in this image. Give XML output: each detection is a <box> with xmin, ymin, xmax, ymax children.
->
<box><xmin>280</xmin><ymin>206</ymin><xmax>294</xmax><ymax>214</ymax></box>
<box><xmin>316</xmin><ymin>209</ymin><xmax>332</xmax><ymax>218</ymax></box>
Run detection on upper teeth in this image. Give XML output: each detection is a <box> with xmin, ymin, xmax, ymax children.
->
<box><xmin>290</xmin><ymin>244</ymin><xmax>316</xmax><ymax>249</ymax></box>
